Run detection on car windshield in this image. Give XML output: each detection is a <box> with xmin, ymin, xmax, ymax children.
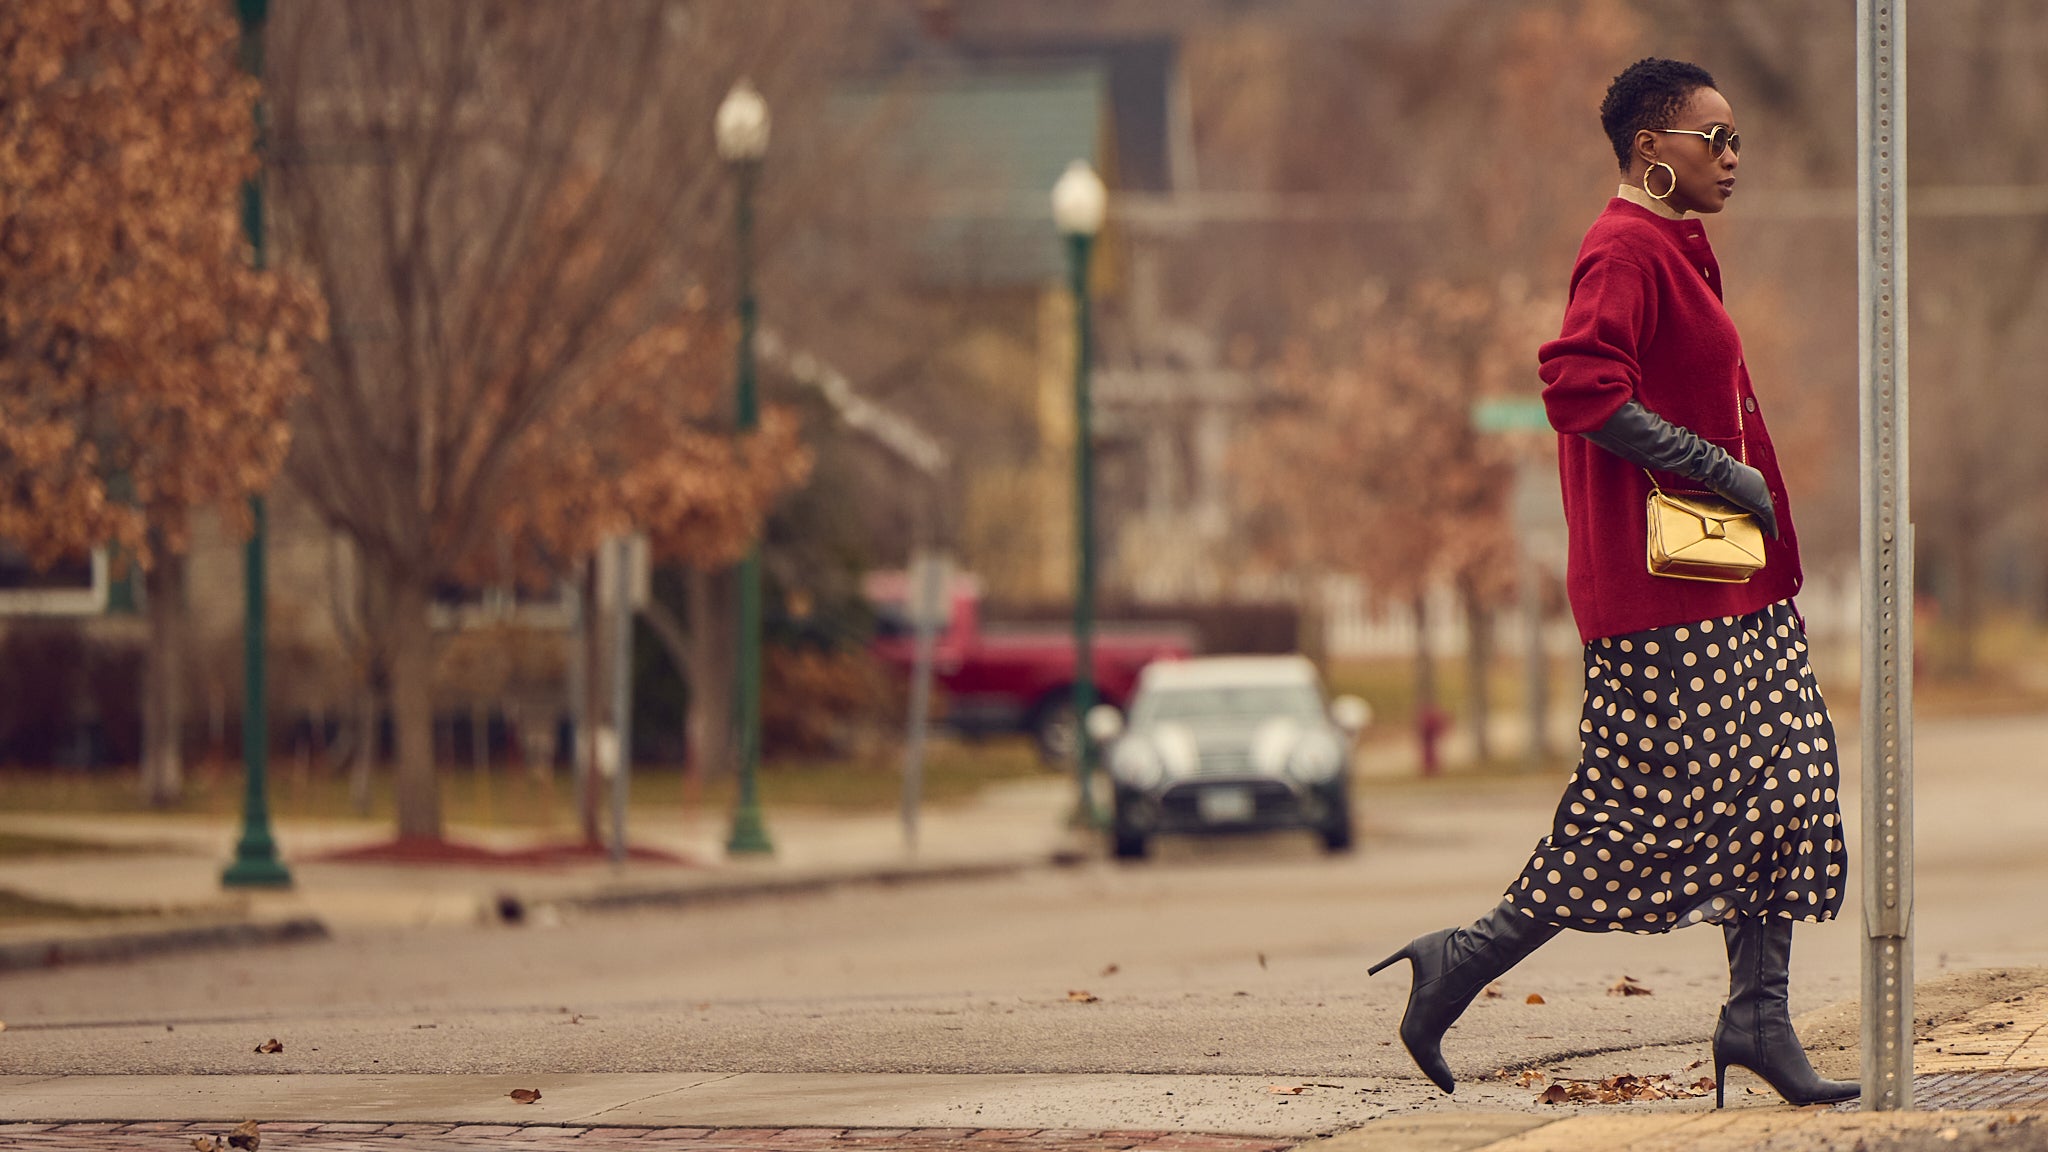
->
<box><xmin>1134</xmin><ymin>683</ymin><xmax>1324</xmax><ymax>727</ymax></box>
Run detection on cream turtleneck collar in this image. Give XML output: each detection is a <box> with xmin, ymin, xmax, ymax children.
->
<box><xmin>1616</xmin><ymin>182</ymin><xmax>1689</xmax><ymax>219</ymax></box>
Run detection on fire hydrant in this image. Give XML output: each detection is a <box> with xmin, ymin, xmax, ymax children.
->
<box><xmin>1418</xmin><ymin>705</ymin><xmax>1450</xmax><ymax>777</ymax></box>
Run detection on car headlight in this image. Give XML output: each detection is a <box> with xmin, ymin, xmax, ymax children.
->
<box><xmin>1286</xmin><ymin>731</ymin><xmax>1345</xmax><ymax>783</ymax></box>
<box><xmin>1110</xmin><ymin>740</ymin><xmax>1165</xmax><ymax>789</ymax></box>
<box><xmin>1151</xmin><ymin>723</ymin><xmax>1200</xmax><ymax>778</ymax></box>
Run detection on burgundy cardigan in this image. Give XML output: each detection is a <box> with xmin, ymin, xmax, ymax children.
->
<box><xmin>1538</xmin><ymin>198</ymin><xmax>1803</xmax><ymax>642</ymax></box>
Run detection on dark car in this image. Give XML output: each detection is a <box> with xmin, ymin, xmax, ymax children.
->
<box><xmin>1090</xmin><ymin>655</ymin><xmax>1371</xmax><ymax>859</ymax></box>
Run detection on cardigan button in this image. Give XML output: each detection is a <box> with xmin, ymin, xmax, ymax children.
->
<box><xmin>1745</xmin><ymin>397</ymin><xmax>1757</xmax><ymax>413</ymax></box>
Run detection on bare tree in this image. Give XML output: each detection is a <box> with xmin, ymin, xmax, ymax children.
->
<box><xmin>268</xmin><ymin>0</ymin><xmax>840</xmax><ymax>840</ymax></box>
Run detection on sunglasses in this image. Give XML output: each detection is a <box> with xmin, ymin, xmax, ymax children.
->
<box><xmin>1652</xmin><ymin>124</ymin><xmax>1741</xmax><ymax>157</ymax></box>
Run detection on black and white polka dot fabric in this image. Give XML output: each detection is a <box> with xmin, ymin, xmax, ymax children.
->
<box><xmin>1504</xmin><ymin>599</ymin><xmax>1846</xmax><ymax>933</ymax></box>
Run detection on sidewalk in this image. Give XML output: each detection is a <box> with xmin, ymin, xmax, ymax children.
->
<box><xmin>0</xmin><ymin>776</ymin><xmax>1091</xmax><ymax>968</ymax></box>
<box><xmin>7</xmin><ymin>976</ymin><xmax>2048</xmax><ymax>1150</ymax></box>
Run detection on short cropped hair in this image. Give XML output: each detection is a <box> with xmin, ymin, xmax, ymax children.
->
<box><xmin>1599</xmin><ymin>58</ymin><xmax>1718</xmax><ymax>171</ymax></box>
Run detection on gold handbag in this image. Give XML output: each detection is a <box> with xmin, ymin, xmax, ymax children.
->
<box><xmin>1646</xmin><ymin>485</ymin><xmax>1765</xmax><ymax>582</ymax></box>
<box><xmin>1643</xmin><ymin>402</ymin><xmax>1766</xmax><ymax>583</ymax></box>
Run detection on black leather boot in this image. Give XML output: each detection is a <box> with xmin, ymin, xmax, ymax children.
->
<box><xmin>1368</xmin><ymin>901</ymin><xmax>1560</xmax><ymax>1094</ymax></box>
<box><xmin>1713</xmin><ymin>915</ymin><xmax>1858</xmax><ymax>1107</ymax></box>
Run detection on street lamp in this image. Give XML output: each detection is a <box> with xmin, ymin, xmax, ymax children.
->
<box><xmin>1052</xmin><ymin>159</ymin><xmax>1107</xmax><ymax>827</ymax></box>
<box><xmin>718</xmin><ymin>80</ymin><xmax>773</xmax><ymax>856</ymax></box>
<box><xmin>223</xmin><ymin>0</ymin><xmax>289</xmax><ymax>889</ymax></box>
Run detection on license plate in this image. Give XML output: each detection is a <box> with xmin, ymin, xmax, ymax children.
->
<box><xmin>1197</xmin><ymin>787</ymin><xmax>1254</xmax><ymax>823</ymax></box>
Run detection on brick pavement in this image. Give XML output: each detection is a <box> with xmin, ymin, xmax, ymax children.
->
<box><xmin>0</xmin><ymin>1123</ymin><xmax>1296</xmax><ymax>1152</ymax></box>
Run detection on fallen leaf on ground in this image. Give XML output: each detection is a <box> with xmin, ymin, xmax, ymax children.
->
<box><xmin>1607</xmin><ymin>976</ymin><xmax>1653</xmax><ymax>997</ymax></box>
<box><xmin>1517</xmin><ymin>1069</ymin><xmax>1548</xmax><ymax>1087</ymax></box>
<box><xmin>508</xmin><ymin>1088</ymin><xmax>542</xmax><ymax>1104</ymax></box>
<box><xmin>1268</xmin><ymin>1084</ymin><xmax>1308</xmax><ymax>1094</ymax></box>
<box><xmin>191</xmin><ymin>1138</ymin><xmax>225</xmax><ymax>1152</ymax></box>
<box><xmin>1526</xmin><ymin>993</ymin><xmax>1547</xmax><ymax>1005</ymax></box>
<box><xmin>253</xmin><ymin>1038</ymin><xmax>283</xmax><ymax>1054</ymax></box>
<box><xmin>1100</xmin><ymin>963</ymin><xmax>1120</xmax><ymax>976</ymax></box>
<box><xmin>1939</xmin><ymin>1129</ymin><xmax>1960</xmax><ymax>1142</ymax></box>
<box><xmin>228</xmin><ymin>1119</ymin><xmax>261</xmax><ymax>1150</ymax></box>
<box><xmin>1483</xmin><ymin>982</ymin><xmax>1504</xmax><ymax>999</ymax></box>
<box><xmin>1536</xmin><ymin>1072</ymin><xmax>1716</xmax><ymax>1105</ymax></box>
<box><xmin>1067</xmin><ymin>990</ymin><xmax>1100</xmax><ymax>1003</ymax></box>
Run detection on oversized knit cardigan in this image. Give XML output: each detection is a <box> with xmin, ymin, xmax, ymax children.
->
<box><xmin>1538</xmin><ymin>197</ymin><xmax>1803</xmax><ymax>642</ymax></box>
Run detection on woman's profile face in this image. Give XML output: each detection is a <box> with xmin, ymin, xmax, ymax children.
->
<box><xmin>1641</xmin><ymin>87</ymin><xmax>1740</xmax><ymax>215</ymax></box>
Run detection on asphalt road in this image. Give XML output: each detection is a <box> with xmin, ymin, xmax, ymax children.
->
<box><xmin>4</xmin><ymin>715</ymin><xmax>2047</xmax><ymax>1092</ymax></box>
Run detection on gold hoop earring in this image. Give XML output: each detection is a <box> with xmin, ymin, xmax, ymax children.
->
<box><xmin>1644</xmin><ymin>161</ymin><xmax>1677</xmax><ymax>201</ymax></box>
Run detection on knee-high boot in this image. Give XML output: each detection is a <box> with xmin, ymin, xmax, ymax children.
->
<box><xmin>1713</xmin><ymin>915</ymin><xmax>1858</xmax><ymax>1107</ymax></box>
<box><xmin>1368</xmin><ymin>900</ymin><xmax>1560</xmax><ymax>1094</ymax></box>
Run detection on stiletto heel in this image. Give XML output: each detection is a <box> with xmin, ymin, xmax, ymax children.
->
<box><xmin>1368</xmin><ymin>906</ymin><xmax>1559</xmax><ymax>1095</ymax></box>
<box><xmin>1712</xmin><ymin>918</ymin><xmax>1857</xmax><ymax>1106</ymax></box>
<box><xmin>1714</xmin><ymin>1063</ymin><xmax>1727</xmax><ymax>1108</ymax></box>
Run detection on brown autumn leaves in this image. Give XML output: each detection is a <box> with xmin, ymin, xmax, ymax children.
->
<box><xmin>2</xmin><ymin>0</ymin><xmax>803</xmax><ymax>611</ymax></box>
<box><xmin>0</xmin><ymin>0</ymin><xmax>322</xmax><ymax>567</ymax></box>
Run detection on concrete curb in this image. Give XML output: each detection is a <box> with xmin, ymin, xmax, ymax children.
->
<box><xmin>551</xmin><ymin>850</ymin><xmax>1091</xmax><ymax>916</ymax></box>
<box><xmin>0</xmin><ymin>916</ymin><xmax>328</xmax><ymax>973</ymax></box>
<box><xmin>0</xmin><ymin>848</ymin><xmax>1093</xmax><ymax>970</ymax></box>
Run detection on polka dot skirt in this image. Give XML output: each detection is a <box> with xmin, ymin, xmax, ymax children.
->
<box><xmin>1504</xmin><ymin>600</ymin><xmax>1846</xmax><ymax>933</ymax></box>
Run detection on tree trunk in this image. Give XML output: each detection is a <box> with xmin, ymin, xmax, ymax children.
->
<box><xmin>386</xmin><ymin>574</ymin><xmax>441</xmax><ymax>841</ymax></box>
<box><xmin>1950</xmin><ymin>505</ymin><xmax>1982</xmax><ymax>676</ymax></box>
<box><xmin>346</xmin><ymin>683</ymin><xmax>378</xmax><ymax>814</ymax></box>
<box><xmin>684</xmin><ymin>566</ymin><xmax>735</xmax><ymax>783</ymax></box>
<box><xmin>1411</xmin><ymin>589</ymin><xmax>1437</xmax><ymax>714</ymax></box>
<box><xmin>578</xmin><ymin>556</ymin><xmax>605</xmax><ymax>846</ymax></box>
<box><xmin>1460</xmin><ymin>572</ymin><xmax>1494</xmax><ymax>765</ymax></box>
<box><xmin>139</xmin><ymin>553</ymin><xmax>187</xmax><ymax>806</ymax></box>
<box><xmin>1411</xmin><ymin>589</ymin><xmax>1444</xmax><ymax>775</ymax></box>
<box><xmin>639</xmin><ymin>595</ymin><xmax>692</xmax><ymax>695</ymax></box>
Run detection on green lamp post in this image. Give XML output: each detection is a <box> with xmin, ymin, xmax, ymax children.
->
<box><xmin>718</xmin><ymin>80</ymin><xmax>774</xmax><ymax>856</ymax></box>
<box><xmin>1052</xmin><ymin>159</ymin><xmax>1108</xmax><ymax>827</ymax></box>
<box><xmin>223</xmin><ymin>0</ymin><xmax>290</xmax><ymax>888</ymax></box>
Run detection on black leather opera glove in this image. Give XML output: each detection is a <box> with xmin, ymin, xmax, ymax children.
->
<box><xmin>1582</xmin><ymin>400</ymin><xmax>1780</xmax><ymax>540</ymax></box>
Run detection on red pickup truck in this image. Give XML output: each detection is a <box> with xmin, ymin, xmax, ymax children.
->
<box><xmin>866</xmin><ymin>571</ymin><xmax>1193</xmax><ymax>763</ymax></box>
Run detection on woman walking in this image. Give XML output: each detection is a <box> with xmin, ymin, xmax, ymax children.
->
<box><xmin>1369</xmin><ymin>58</ymin><xmax>1855</xmax><ymax>1108</ymax></box>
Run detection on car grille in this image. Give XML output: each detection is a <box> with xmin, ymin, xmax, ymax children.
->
<box><xmin>1159</xmin><ymin>778</ymin><xmax>1302</xmax><ymax>821</ymax></box>
<box><xmin>1194</xmin><ymin>745</ymin><xmax>1255</xmax><ymax>774</ymax></box>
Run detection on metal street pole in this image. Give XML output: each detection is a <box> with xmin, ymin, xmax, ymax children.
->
<box><xmin>725</xmin><ymin>152</ymin><xmax>773</xmax><ymax>856</ymax></box>
<box><xmin>1053</xmin><ymin>160</ymin><xmax>1107</xmax><ymax>827</ymax></box>
<box><xmin>1858</xmin><ymin>0</ymin><xmax>1914</xmax><ymax>1111</ymax></box>
<box><xmin>223</xmin><ymin>0</ymin><xmax>289</xmax><ymax>889</ymax></box>
<box><xmin>900</xmin><ymin>549</ymin><xmax>945</xmax><ymax>853</ymax></box>
<box><xmin>1067</xmin><ymin>229</ymin><xmax>1103</xmax><ymax>827</ymax></box>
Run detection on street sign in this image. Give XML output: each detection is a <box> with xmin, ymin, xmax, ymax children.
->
<box><xmin>1472</xmin><ymin>396</ymin><xmax>1551</xmax><ymax>433</ymax></box>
